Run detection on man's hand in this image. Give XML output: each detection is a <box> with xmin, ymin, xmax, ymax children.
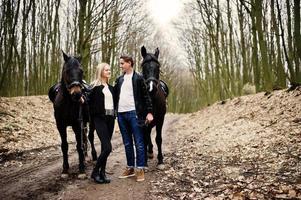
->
<box><xmin>145</xmin><ymin>113</ymin><xmax>154</xmax><ymax>124</ymax></box>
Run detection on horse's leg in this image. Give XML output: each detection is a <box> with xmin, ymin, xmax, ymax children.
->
<box><xmin>89</xmin><ymin>120</ymin><xmax>97</xmax><ymax>161</ymax></box>
<box><xmin>147</xmin><ymin>127</ymin><xmax>154</xmax><ymax>159</ymax></box>
<box><xmin>143</xmin><ymin>126</ymin><xmax>152</xmax><ymax>168</ymax></box>
<box><xmin>83</xmin><ymin>122</ymin><xmax>88</xmax><ymax>157</ymax></box>
<box><xmin>57</xmin><ymin>123</ymin><xmax>69</xmax><ymax>177</ymax></box>
<box><xmin>72</xmin><ymin>124</ymin><xmax>86</xmax><ymax>178</ymax></box>
<box><xmin>156</xmin><ymin>119</ymin><xmax>165</xmax><ymax>169</ymax></box>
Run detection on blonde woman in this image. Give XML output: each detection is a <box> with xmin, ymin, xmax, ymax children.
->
<box><xmin>88</xmin><ymin>63</ymin><xmax>115</xmax><ymax>184</ymax></box>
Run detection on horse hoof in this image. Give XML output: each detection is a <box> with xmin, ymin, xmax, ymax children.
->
<box><xmin>61</xmin><ymin>173</ymin><xmax>69</xmax><ymax>179</ymax></box>
<box><xmin>78</xmin><ymin>173</ymin><xmax>87</xmax><ymax>179</ymax></box>
<box><xmin>148</xmin><ymin>152</ymin><xmax>154</xmax><ymax>159</ymax></box>
<box><xmin>157</xmin><ymin>164</ymin><xmax>165</xmax><ymax>170</ymax></box>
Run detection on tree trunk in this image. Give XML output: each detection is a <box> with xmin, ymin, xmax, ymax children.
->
<box><xmin>77</xmin><ymin>0</ymin><xmax>88</xmax><ymax>73</ymax></box>
<box><xmin>294</xmin><ymin>0</ymin><xmax>301</xmax><ymax>82</ymax></box>
<box><xmin>255</xmin><ymin>0</ymin><xmax>272</xmax><ymax>91</ymax></box>
<box><xmin>287</xmin><ymin>0</ymin><xmax>294</xmax><ymax>81</ymax></box>
<box><xmin>20</xmin><ymin>0</ymin><xmax>33</xmax><ymax>95</ymax></box>
<box><xmin>271</xmin><ymin>0</ymin><xmax>286</xmax><ymax>87</ymax></box>
<box><xmin>277</xmin><ymin>0</ymin><xmax>293</xmax><ymax>84</ymax></box>
<box><xmin>250</xmin><ymin>0</ymin><xmax>260</xmax><ymax>91</ymax></box>
<box><xmin>237</xmin><ymin>1</ymin><xmax>249</xmax><ymax>85</ymax></box>
<box><xmin>0</xmin><ymin>0</ymin><xmax>21</xmax><ymax>94</ymax></box>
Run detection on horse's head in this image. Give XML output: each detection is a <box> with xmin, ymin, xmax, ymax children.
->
<box><xmin>61</xmin><ymin>51</ymin><xmax>84</xmax><ymax>101</ymax></box>
<box><xmin>141</xmin><ymin>46</ymin><xmax>160</xmax><ymax>95</ymax></box>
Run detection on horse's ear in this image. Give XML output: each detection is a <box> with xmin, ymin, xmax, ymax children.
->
<box><xmin>141</xmin><ymin>46</ymin><xmax>147</xmax><ymax>58</ymax></box>
<box><xmin>62</xmin><ymin>50</ymin><xmax>70</xmax><ymax>62</ymax></box>
<box><xmin>154</xmin><ymin>47</ymin><xmax>159</xmax><ymax>58</ymax></box>
<box><xmin>75</xmin><ymin>56</ymin><xmax>82</xmax><ymax>63</ymax></box>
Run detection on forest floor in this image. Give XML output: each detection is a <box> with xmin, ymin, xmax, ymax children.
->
<box><xmin>0</xmin><ymin>87</ymin><xmax>301</xmax><ymax>199</ymax></box>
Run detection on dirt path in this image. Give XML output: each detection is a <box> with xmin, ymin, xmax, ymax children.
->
<box><xmin>1</xmin><ymin>88</ymin><xmax>301</xmax><ymax>199</ymax></box>
<box><xmin>54</xmin><ymin>114</ymin><xmax>182</xmax><ymax>200</ymax></box>
<box><xmin>0</xmin><ymin>113</ymin><xmax>183</xmax><ymax>200</ymax></box>
<box><xmin>147</xmin><ymin>88</ymin><xmax>301</xmax><ymax>199</ymax></box>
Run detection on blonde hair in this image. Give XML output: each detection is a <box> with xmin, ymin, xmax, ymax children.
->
<box><xmin>91</xmin><ymin>63</ymin><xmax>110</xmax><ymax>88</ymax></box>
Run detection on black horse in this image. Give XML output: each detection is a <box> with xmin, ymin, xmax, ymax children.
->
<box><xmin>48</xmin><ymin>51</ymin><xmax>93</xmax><ymax>178</ymax></box>
<box><xmin>141</xmin><ymin>46</ymin><xmax>169</xmax><ymax>169</ymax></box>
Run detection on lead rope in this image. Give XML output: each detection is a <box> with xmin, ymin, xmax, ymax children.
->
<box><xmin>78</xmin><ymin>103</ymin><xmax>84</xmax><ymax>152</ymax></box>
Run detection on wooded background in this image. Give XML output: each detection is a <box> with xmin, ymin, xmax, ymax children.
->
<box><xmin>0</xmin><ymin>0</ymin><xmax>300</xmax><ymax>113</ymax></box>
<box><xmin>179</xmin><ymin>0</ymin><xmax>301</xmax><ymax>111</ymax></box>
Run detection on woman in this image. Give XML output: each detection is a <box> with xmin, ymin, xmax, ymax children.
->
<box><xmin>88</xmin><ymin>63</ymin><xmax>115</xmax><ymax>184</ymax></box>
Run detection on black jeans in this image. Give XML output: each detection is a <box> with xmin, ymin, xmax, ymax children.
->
<box><xmin>93</xmin><ymin>115</ymin><xmax>115</xmax><ymax>173</ymax></box>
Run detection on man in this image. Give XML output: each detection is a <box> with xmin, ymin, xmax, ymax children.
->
<box><xmin>114</xmin><ymin>55</ymin><xmax>153</xmax><ymax>182</ymax></box>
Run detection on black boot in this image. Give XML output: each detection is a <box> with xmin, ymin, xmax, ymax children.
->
<box><xmin>100</xmin><ymin>170</ymin><xmax>111</xmax><ymax>184</ymax></box>
<box><xmin>91</xmin><ymin>169</ymin><xmax>104</xmax><ymax>184</ymax></box>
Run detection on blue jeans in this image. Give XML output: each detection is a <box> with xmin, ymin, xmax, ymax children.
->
<box><xmin>117</xmin><ymin>110</ymin><xmax>145</xmax><ymax>168</ymax></box>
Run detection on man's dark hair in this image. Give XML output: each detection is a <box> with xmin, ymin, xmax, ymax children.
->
<box><xmin>120</xmin><ymin>55</ymin><xmax>134</xmax><ymax>67</ymax></box>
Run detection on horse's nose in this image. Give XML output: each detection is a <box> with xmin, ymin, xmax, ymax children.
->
<box><xmin>70</xmin><ymin>85</ymin><xmax>82</xmax><ymax>95</ymax></box>
<box><xmin>70</xmin><ymin>85</ymin><xmax>82</xmax><ymax>101</ymax></box>
<box><xmin>71</xmin><ymin>91</ymin><xmax>82</xmax><ymax>101</ymax></box>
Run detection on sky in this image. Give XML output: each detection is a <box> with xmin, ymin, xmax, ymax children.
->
<box><xmin>146</xmin><ymin>0</ymin><xmax>189</xmax><ymax>68</ymax></box>
<box><xmin>147</xmin><ymin>0</ymin><xmax>184</xmax><ymax>27</ymax></box>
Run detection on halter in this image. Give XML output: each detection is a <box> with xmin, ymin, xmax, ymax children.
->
<box><xmin>145</xmin><ymin>77</ymin><xmax>159</xmax><ymax>92</ymax></box>
<box><xmin>141</xmin><ymin>55</ymin><xmax>161</xmax><ymax>93</ymax></box>
<box><xmin>62</xmin><ymin>58</ymin><xmax>84</xmax><ymax>91</ymax></box>
<box><xmin>145</xmin><ymin>77</ymin><xmax>159</xmax><ymax>84</ymax></box>
<box><xmin>66</xmin><ymin>81</ymin><xmax>83</xmax><ymax>90</ymax></box>
<box><xmin>141</xmin><ymin>55</ymin><xmax>160</xmax><ymax>82</ymax></box>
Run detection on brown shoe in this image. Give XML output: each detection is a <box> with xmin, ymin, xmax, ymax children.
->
<box><xmin>136</xmin><ymin>168</ymin><xmax>145</xmax><ymax>182</ymax></box>
<box><xmin>118</xmin><ymin>167</ymin><xmax>135</xmax><ymax>179</ymax></box>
